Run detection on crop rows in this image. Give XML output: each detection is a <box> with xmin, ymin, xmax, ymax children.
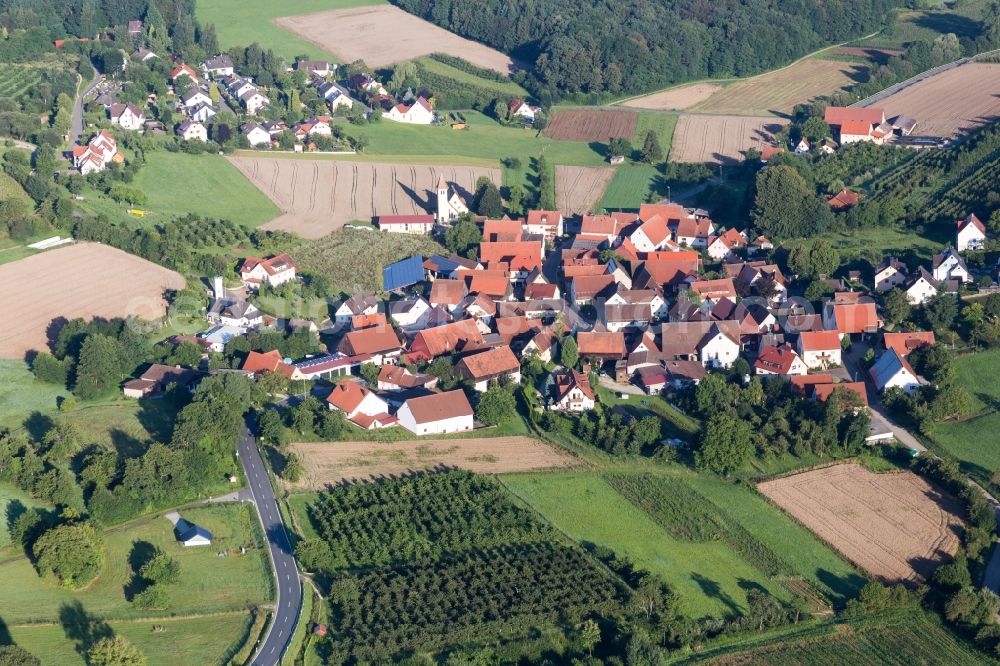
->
<box><xmin>0</xmin><ymin>67</ymin><xmax>47</xmax><ymax>100</ymax></box>
<box><xmin>605</xmin><ymin>473</ymin><xmax>792</xmax><ymax>577</ymax></box>
<box><xmin>327</xmin><ymin>543</ymin><xmax>623</xmax><ymax>662</ymax></box>
<box><xmin>307</xmin><ymin>470</ymin><xmax>555</xmax><ymax>569</ymax></box>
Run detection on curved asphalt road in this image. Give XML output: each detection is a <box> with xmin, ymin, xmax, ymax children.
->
<box><xmin>237</xmin><ymin>424</ymin><xmax>302</xmax><ymax>666</ymax></box>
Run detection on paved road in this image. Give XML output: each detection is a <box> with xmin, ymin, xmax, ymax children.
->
<box><xmin>237</xmin><ymin>424</ymin><xmax>302</xmax><ymax>666</ymax></box>
<box><xmin>72</xmin><ymin>61</ymin><xmax>101</xmax><ymax>146</ymax></box>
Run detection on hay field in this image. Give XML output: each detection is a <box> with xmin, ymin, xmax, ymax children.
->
<box><xmin>758</xmin><ymin>463</ymin><xmax>964</xmax><ymax>584</ymax></box>
<box><xmin>228</xmin><ymin>157</ymin><xmax>499</xmax><ymax>239</ymax></box>
<box><xmin>545</xmin><ymin>109</ymin><xmax>638</xmax><ymax>141</ymax></box>
<box><xmin>275</xmin><ymin>5</ymin><xmax>515</xmax><ymax>73</ymax></box>
<box><xmin>288</xmin><ymin>437</ymin><xmax>576</xmax><ymax>487</ymax></box>
<box><xmin>671</xmin><ymin>114</ymin><xmax>788</xmax><ymax>164</ymax></box>
<box><xmin>0</xmin><ymin>243</ymin><xmax>184</xmax><ymax>359</ymax></box>
<box><xmin>622</xmin><ymin>83</ymin><xmax>722</xmax><ymax>111</ymax></box>
<box><xmin>555</xmin><ymin>165</ymin><xmax>616</xmax><ymax>215</ymax></box>
<box><xmin>689</xmin><ymin>59</ymin><xmax>867</xmax><ymax>115</ymax></box>
<box><xmin>870</xmin><ymin>62</ymin><xmax>1000</xmax><ymax>137</ymax></box>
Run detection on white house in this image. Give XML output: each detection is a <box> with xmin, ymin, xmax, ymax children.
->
<box><xmin>71</xmin><ymin>130</ymin><xmax>118</xmax><ymax>174</ymax></box>
<box><xmin>454</xmin><ymin>346</ymin><xmax>521</xmax><ymax>392</ymax></box>
<box><xmin>436</xmin><ymin>175</ymin><xmax>469</xmax><ymax>224</ymax></box>
<box><xmin>176</xmin><ymin>119</ymin><xmax>207</xmax><ymax>141</ymax></box>
<box><xmin>188</xmin><ymin>102</ymin><xmax>216</xmax><ymax>123</ymax></box>
<box><xmin>208</xmin><ymin>300</ymin><xmax>262</xmax><ymax>328</ymax></box>
<box><xmin>326</xmin><ymin>381</ymin><xmax>391</xmax><ymax>425</ymax></box>
<box><xmin>874</xmin><ymin>257</ymin><xmax>908</xmax><ymax>292</ymax></box>
<box><xmin>549</xmin><ymin>370</ymin><xmax>596</xmax><ymax>412</ymax></box>
<box><xmin>675</xmin><ymin>217</ymin><xmax>715</xmax><ymax>249</ymax></box>
<box><xmin>377</xmin><ymin>214</ymin><xmax>436</xmax><ymax>234</ymax></box>
<box><xmin>200</xmin><ymin>325</ymin><xmax>245</xmax><ymax>352</ymax></box>
<box><xmin>698</xmin><ymin>325</ymin><xmax>741</xmax><ymax>368</ymax></box>
<box><xmin>227</xmin><ymin>78</ymin><xmax>256</xmax><ymax>99</ymax></box>
<box><xmin>239</xmin><ymin>254</ymin><xmax>297</xmax><ymax>289</ymax></box>
<box><xmin>385</xmin><ymin>96</ymin><xmax>434</xmax><ymax>124</ymax></box>
<box><xmin>295</xmin><ymin>60</ymin><xmax>332</xmax><ymax>77</ymax></box>
<box><xmin>797</xmin><ymin>331</ymin><xmax>843</xmax><ymax>369</ymax></box>
<box><xmin>318</xmin><ymin>82</ymin><xmax>354</xmax><ymax>111</ymax></box>
<box><xmin>180</xmin><ymin>88</ymin><xmax>212</xmax><ymax>109</ymax></box>
<box><xmin>203</xmin><ymin>54</ymin><xmax>235</xmax><ymax>77</ymax></box>
<box><xmin>794</xmin><ymin>138</ymin><xmax>810</xmax><ymax>153</ymax></box>
<box><xmin>869</xmin><ymin>348</ymin><xmax>923</xmax><ymax>394</ymax></box>
<box><xmin>754</xmin><ymin>344</ymin><xmax>807</xmax><ymax>376</ymax></box>
<box><xmin>397</xmin><ymin>389</ymin><xmax>474</xmax><ymax>435</ymax></box>
<box><xmin>706</xmin><ymin>228</ymin><xmax>746</xmax><ymax>261</ymax></box>
<box><xmin>628</xmin><ymin>215</ymin><xmax>671</xmax><ymax>253</ymax></box>
<box><xmin>334</xmin><ymin>293</ymin><xmax>379</xmax><ymax>326</ymax></box>
<box><xmin>932</xmin><ymin>247</ymin><xmax>970</xmax><ymax>283</ymax></box>
<box><xmin>175</xmin><ymin>518</ymin><xmax>212</xmax><ymax>547</ymax></box>
<box><xmin>509</xmin><ymin>99</ymin><xmax>541</xmax><ymax>122</ymax></box>
<box><xmin>904</xmin><ymin>267</ymin><xmax>941</xmax><ymax>305</ymax></box>
<box><xmin>108</xmin><ymin>102</ymin><xmax>144</xmax><ymax>130</ymax></box>
<box><xmin>242</xmin><ymin>122</ymin><xmax>271</xmax><ymax>146</ymax></box>
<box><xmin>956</xmin><ymin>213</ymin><xmax>986</xmax><ymax>252</ymax></box>
<box><xmin>240</xmin><ymin>90</ymin><xmax>269</xmax><ymax>115</ymax></box>
<box><xmin>388</xmin><ymin>296</ymin><xmax>431</xmax><ymax>329</ymax></box>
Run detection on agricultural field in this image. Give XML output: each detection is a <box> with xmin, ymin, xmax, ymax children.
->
<box><xmin>0</xmin><ymin>64</ymin><xmax>57</xmax><ymax>100</ymax></box>
<box><xmin>689</xmin><ymin>610</ymin><xmax>987</xmax><ymax>665</ymax></box>
<box><xmin>865</xmin><ymin>62</ymin><xmax>1000</xmax><ymax>138</ymax></box>
<box><xmin>758</xmin><ymin>464</ymin><xmax>964</xmax><ymax>584</ymax></box>
<box><xmin>228</xmin><ymin>156</ymin><xmax>499</xmax><ymax>239</ymax></box>
<box><xmin>929</xmin><ymin>350</ymin><xmax>1000</xmax><ymax>483</ymax></box>
<box><xmin>0</xmin><ymin>243</ymin><xmax>185</xmax><ymax>359</ymax></box>
<box><xmin>275</xmin><ymin>5</ymin><xmax>515</xmax><ymax>74</ymax></box>
<box><xmin>291</xmin><ymin>227</ymin><xmax>445</xmax><ymax>293</ymax></box>
<box><xmin>503</xmin><ymin>472</ymin><xmax>787</xmax><ymax>617</ymax></box>
<box><xmin>0</xmin><ymin>359</ymin><xmax>67</xmax><ymax>427</ymax></box>
<box><xmin>671</xmin><ymin>114</ymin><xmax>788</xmax><ymax>164</ymax></box>
<box><xmin>289</xmin><ymin>436</ymin><xmax>576</xmax><ymax>488</ymax></box>
<box><xmin>545</xmin><ymin>109</ymin><xmax>639</xmax><ymax>141</ymax></box>
<box><xmin>196</xmin><ymin>0</ymin><xmax>384</xmax><ymax>60</ymax></box>
<box><xmin>598</xmin><ymin>164</ymin><xmax>665</xmax><ymax>210</ymax></box>
<box><xmin>554</xmin><ymin>165</ymin><xmax>616</xmax><ymax>215</ymax></box>
<box><xmin>625</xmin><ymin>58</ymin><xmax>868</xmax><ymax>116</ymax></box>
<box><xmin>415</xmin><ymin>56</ymin><xmax>528</xmax><ymax>98</ymax></box>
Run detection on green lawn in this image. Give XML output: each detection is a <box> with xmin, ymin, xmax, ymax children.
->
<box><xmin>782</xmin><ymin>225</ymin><xmax>945</xmax><ymax>262</ymax></box>
<box><xmin>196</xmin><ymin>0</ymin><xmax>385</xmax><ymax>61</ymax></box>
<box><xmin>6</xmin><ymin>612</ymin><xmax>253</xmax><ymax>666</ymax></box>
<box><xmin>598</xmin><ymin>164</ymin><xmax>664</xmax><ymax>211</ymax></box>
<box><xmin>851</xmin><ymin>4</ymin><xmax>987</xmax><ymax>49</ymax></box>
<box><xmin>416</xmin><ymin>57</ymin><xmax>528</xmax><ymax>98</ymax></box>
<box><xmin>929</xmin><ymin>350</ymin><xmax>1000</xmax><ymax>483</ymax></box>
<box><xmin>596</xmin><ymin>388</ymin><xmax>700</xmax><ymax>442</ymax></box>
<box><xmin>0</xmin><ymin>359</ymin><xmax>67</xmax><ymax>428</ymax></box>
<box><xmin>0</xmin><ymin>503</ymin><xmax>270</xmax><ymax>626</ymax></box>
<box><xmin>503</xmin><ymin>472</ymin><xmax>787</xmax><ymax>618</ymax></box>
<box><xmin>633</xmin><ymin>113</ymin><xmax>678</xmax><ymax>157</ymax></box>
<box><xmin>0</xmin><ymin>483</ymin><xmax>51</xmax><ymax>550</ymax></box>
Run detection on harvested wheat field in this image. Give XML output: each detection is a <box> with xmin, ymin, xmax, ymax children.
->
<box><xmin>555</xmin><ymin>165</ymin><xmax>616</xmax><ymax>215</ymax></box>
<box><xmin>689</xmin><ymin>59</ymin><xmax>868</xmax><ymax>115</ymax></box>
<box><xmin>228</xmin><ymin>157</ymin><xmax>500</xmax><ymax>239</ymax></box>
<box><xmin>275</xmin><ymin>6</ymin><xmax>514</xmax><ymax>74</ymax></box>
<box><xmin>671</xmin><ymin>114</ymin><xmax>788</xmax><ymax>164</ymax></box>
<box><xmin>867</xmin><ymin>62</ymin><xmax>1000</xmax><ymax>137</ymax></box>
<box><xmin>622</xmin><ymin>83</ymin><xmax>722</xmax><ymax>111</ymax></box>
<box><xmin>0</xmin><ymin>242</ymin><xmax>184</xmax><ymax>359</ymax></box>
<box><xmin>288</xmin><ymin>437</ymin><xmax>576</xmax><ymax>488</ymax></box>
<box><xmin>758</xmin><ymin>463</ymin><xmax>964</xmax><ymax>584</ymax></box>
<box><xmin>545</xmin><ymin>109</ymin><xmax>638</xmax><ymax>141</ymax></box>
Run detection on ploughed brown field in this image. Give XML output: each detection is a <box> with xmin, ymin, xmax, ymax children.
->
<box><xmin>545</xmin><ymin>109</ymin><xmax>638</xmax><ymax>141</ymax></box>
<box><xmin>228</xmin><ymin>157</ymin><xmax>500</xmax><ymax>239</ymax></box>
<box><xmin>868</xmin><ymin>62</ymin><xmax>1000</xmax><ymax>137</ymax></box>
<box><xmin>622</xmin><ymin>83</ymin><xmax>722</xmax><ymax>111</ymax></box>
<box><xmin>670</xmin><ymin>114</ymin><xmax>788</xmax><ymax>164</ymax></box>
<box><xmin>0</xmin><ymin>242</ymin><xmax>185</xmax><ymax>359</ymax></box>
<box><xmin>758</xmin><ymin>463</ymin><xmax>964</xmax><ymax>584</ymax></box>
<box><xmin>555</xmin><ymin>165</ymin><xmax>616</xmax><ymax>215</ymax></box>
<box><xmin>287</xmin><ymin>437</ymin><xmax>577</xmax><ymax>488</ymax></box>
<box><xmin>274</xmin><ymin>5</ymin><xmax>515</xmax><ymax>74</ymax></box>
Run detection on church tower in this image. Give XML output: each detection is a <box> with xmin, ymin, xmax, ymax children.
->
<box><xmin>436</xmin><ymin>174</ymin><xmax>449</xmax><ymax>224</ymax></box>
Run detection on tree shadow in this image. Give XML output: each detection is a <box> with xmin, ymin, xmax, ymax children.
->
<box><xmin>816</xmin><ymin>568</ymin><xmax>868</xmax><ymax>608</ymax></box>
<box><xmin>135</xmin><ymin>396</ymin><xmax>181</xmax><ymax>445</ymax></box>
<box><xmin>109</xmin><ymin>429</ymin><xmax>146</xmax><ymax>459</ymax></box>
<box><xmin>124</xmin><ymin>540</ymin><xmax>157</xmax><ymax>601</ymax></box>
<box><xmin>691</xmin><ymin>572</ymin><xmax>740</xmax><ymax>617</ymax></box>
<box><xmin>0</xmin><ymin>615</ymin><xmax>11</xmax><ymax>646</ymax></box>
<box><xmin>22</xmin><ymin>411</ymin><xmax>55</xmax><ymax>442</ymax></box>
<box><xmin>45</xmin><ymin>316</ymin><xmax>68</xmax><ymax>354</ymax></box>
<box><xmin>59</xmin><ymin>600</ymin><xmax>113</xmax><ymax>659</ymax></box>
<box><xmin>5</xmin><ymin>500</ymin><xmax>26</xmax><ymax>541</ymax></box>
<box><xmin>911</xmin><ymin>12</ymin><xmax>981</xmax><ymax>39</ymax></box>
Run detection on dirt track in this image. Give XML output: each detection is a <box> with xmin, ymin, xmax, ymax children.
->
<box><xmin>555</xmin><ymin>165</ymin><xmax>615</xmax><ymax>215</ymax></box>
<box><xmin>288</xmin><ymin>436</ymin><xmax>577</xmax><ymax>487</ymax></box>
<box><xmin>0</xmin><ymin>242</ymin><xmax>185</xmax><ymax>359</ymax></box>
<box><xmin>275</xmin><ymin>6</ymin><xmax>515</xmax><ymax>74</ymax></box>
<box><xmin>758</xmin><ymin>463</ymin><xmax>964</xmax><ymax>584</ymax></box>
<box><xmin>228</xmin><ymin>157</ymin><xmax>500</xmax><ymax>239</ymax></box>
<box><xmin>671</xmin><ymin>114</ymin><xmax>788</xmax><ymax>164</ymax></box>
<box><xmin>875</xmin><ymin>62</ymin><xmax>1000</xmax><ymax>137</ymax></box>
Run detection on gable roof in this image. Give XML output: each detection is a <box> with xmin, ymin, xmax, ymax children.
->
<box><xmin>429</xmin><ymin>279</ymin><xmax>466</xmax><ymax>305</ymax></box>
<box><xmin>382</xmin><ymin>255</ymin><xmax>425</xmax><ymax>291</ymax></box>
<box><xmin>338</xmin><ymin>325</ymin><xmax>401</xmax><ymax>355</ymax></box>
<box><xmin>456</xmin><ymin>346</ymin><xmax>520</xmax><ymax>381</ymax></box>
<box><xmin>827</xmin><ymin>188</ymin><xmax>861</xmax><ymax>211</ymax></box>
<box><xmin>812</xmin><ymin>381</ymin><xmax>868</xmax><ymax>406</ymax></box>
<box><xmin>824</xmin><ymin>106</ymin><xmax>884</xmax><ymax>127</ymax></box>
<box><xmin>577</xmin><ymin>331</ymin><xmax>626</xmax><ymax>358</ymax></box>
<box><xmin>326</xmin><ymin>380</ymin><xmax>378</xmax><ymax>413</ymax></box>
<box><xmin>410</xmin><ymin>318</ymin><xmax>484</xmax><ymax>357</ymax></box>
<box><xmin>830</xmin><ymin>302</ymin><xmax>880</xmax><ymax>334</ymax></box>
<box><xmin>659</xmin><ymin>320</ymin><xmax>740</xmax><ymax>358</ymax></box>
<box><xmin>958</xmin><ymin>213</ymin><xmax>986</xmax><ymax>235</ymax></box>
<box><xmin>754</xmin><ymin>344</ymin><xmax>801</xmax><ymax>374</ymax></box>
<box><xmin>798</xmin><ymin>330</ymin><xmax>842</xmax><ymax>352</ymax></box>
<box><xmin>883</xmin><ymin>331</ymin><xmax>935</xmax><ymax>357</ymax></box>
<box><xmin>555</xmin><ymin>369</ymin><xmax>595</xmax><ymax>401</ymax></box>
<box><xmin>403</xmin><ymin>389</ymin><xmax>473</xmax><ymax>424</ymax></box>
<box><xmin>377</xmin><ymin>364</ymin><xmax>436</xmax><ymax>388</ymax></box>
<box><xmin>838</xmin><ymin>119</ymin><xmax>874</xmax><ymax>137</ymax></box>
<box><xmin>869</xmin><ymin>348</ymin><xmax>920</xmax><ymax>390</ymax></box>
<box><xmin>241</xmin><ymin>350</ymin><xmax>294</xmax><ymax>378</ymax></box>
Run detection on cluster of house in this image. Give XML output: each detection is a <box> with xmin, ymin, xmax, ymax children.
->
<box><xmin>781</xmin><ymin>105</ymin><xmax>924</xmax><ymax>155</ymax></box>
<box><xmin>71</xmin><ymin>130</ymin><xmax>121</xmax><ymax>174</ymax></box>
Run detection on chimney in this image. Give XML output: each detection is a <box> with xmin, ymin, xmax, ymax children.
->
<box><xmin>213</xmin><ymin>276</ymin><xmax>224</xmax><ymax>301</ymax></box>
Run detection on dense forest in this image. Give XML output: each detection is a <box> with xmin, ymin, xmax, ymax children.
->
<box><xmin>391</xmin><ymin>0</ymin><xmax>896</xmax><ymax>99</ymax></box>
<box><xmin>0</xmin><ymin>0</ymin><xmax>194</xmax><ymax>39</ymax></box>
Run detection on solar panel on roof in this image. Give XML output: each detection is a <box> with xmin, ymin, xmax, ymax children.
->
<box><xmin>382</xmin><ymin>255</ymin><xmax>424</xmax><ymax>292</ymax></box>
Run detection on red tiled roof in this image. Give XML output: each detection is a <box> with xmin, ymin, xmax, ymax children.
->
<box><xmin>429</xmin><ymin>279</ymin><xmax>466</xmax><ymax>306</ymax></box>
<box><xmin>827</xmin><ymin>188</ymin><xmax>861</xmax><ymax>211</ymax></box>
<box><xmin>338</xmin><ymin>325</ymin><xmax>401</xmax><ymax>355</ymax></box>
<box><xmin>326</xmin><ymin>380</ymin><xmax>372</xmax><ymax>413</ymax></box>
<box><xmin>241</xmin><ymin>350</ymin><xmax>294</xmax><ymax>378</ymax></box>
<box><xmin>958</xmin><ymin>213</ymin><xmax>986</xmax><ymax>235</ymax></box>
<box><xmin>838</xmin><ymin>119</ymin><xmax>874</xmax><ymax>137</ymax></box>
<box><xmin>482</xmin><ymin>218</ymin><xmax>523</xmax><ymax>242</ymax></box>
<box><xmin>824</xmin><ymin>106</ymin><xmax>884</xmax><ymax>127</ymax></box>
<box><xmin>638</xmin><ymin>203</ymin><xmax>684</xmax><ymax>221</ymax></box>
<box><xmin>790</xmin><ymin>373</ymin><xmax>834</xmax><ymax>395</ymax></box>
<box><xmin>831</xmin><ymin>302</ymin><xmax>880</xmax><ymax>334</ymax></box>
<box><xmin>635</xmin><ymin>214</ymin><xmax>670</xmax><ymax>246</ymax></box>
<box><xmin>525</xmin><ymin>283</ymin><xmax>557</xmax><ymax>300</ymax></box>
<box><xmin>798</xmin><ymin>331</ymin><xmax>841</xmax><ymax>352</ymax></box>
<box><xmin>409</xmin><ymin>319</ymin><xmax>484</xmax><ymax>358</ymax></box>
<box><xmin>572</xmin><ymin>274</ymin><xmax>615</xmax><ymax>299</ymax></box>
<box><xmin>813</xmin><ymin>381</ymin><xmax>868</xmax><ymax>407</ymax></box>
<box><xmin>676</xmin><ymin>217</ymin><xmax>713</xmax><ymax>239</ymax></box>
<box><xmin>689</xmin><ymin>278</ymin><xmax>736</xmax><ymax>300</ymax></box>
<box><xmin>456</xmin><ymin>346</ymin><xmax>520</xmax><ymax>381</ymax></box>
<box><xmin>466</xmin><ymin>272</ymin><xmax>510</xmax><ymax>298</ymax></box>
<box><xmin>754</xmin><ymin>344</ymin><xmax>800</xmax><ymax>375</ymax></box>
<box><xmin>577</xmin><ymin>331</ymin><xmax>625</xmax><ymax>358</ymax></box>
<box><xmin>377</xmin><ymin>214</ymin><xmax>435</xmax><ymax>226</ymax></box>
<box><xmin>555</xmin><ymin>369</ymin><xmax>595</xmax><ymax>401</ymax></box>
<box><xmin>883</xmin><ymin>331</ymin><xmax>935</xmax><ymax>357</ymax></box>
<box><xmin>403</xmin><ymin>389</ymin><xmax>473</xmax><ymax>424</ymax></box>
<box><xmin>352</xmin><ymin>312</ymin><xmax>387</xmax><ymax>329</ymax></box>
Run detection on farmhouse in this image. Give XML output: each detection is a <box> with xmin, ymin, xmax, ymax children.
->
<box><xmin>824</xmin><ymin>107</ymin><xmax>887</xmax><ymax>144</ymax></box>
<box><xmin>122</xmin><ymin>364</ymin><xmax>202</xmax><ymax>398</ymax></box>
<box><xmin>956</xmin><ymin>213</ymin><xmax>986</xmax><ymax>251</ymax></box>
<box><xmin>386</xmin><ymin>96</ymin><xmax>434</xmax><ymax>124</ymax></box>
<box><xmin>455</xmin><ymin>346</ymin><xmax>521</xmax><ymax>391</ymax></box>
<box><xmin>797</xmin><ymin>331</ymin><xmax>842</xmax><ymax>369</ymax></box>
<box><xmin>870</xmin><ymin>348</ymin><xmax>923</xmax><ymax>394</ymax></box>
<box><xmin>408</xmin><ymin>318</ymin><xmax>484</xmax><ymax>361</ymax></box>
<box><xmin>509</xmin><ymin>99</ymin><xmax>541</xmax><ymax>122</ymax></box>
<box><xmin>338</xmin><ymin>325</ymin><xmax>402</xmax><ymax>360</ymax></box>
<box><xmin>826</xmin><ymin>188</ymin><xmax>861</xmax><ymax>211</ymax></box>
<box><xmin>207</xmin><ymin>299</ymin><xmax>262</xmax><ymax>328</ymax></box>
<box><xmin>377</xmin><ymin>214</ymin><xmax>436</xmax><ymax>234</ymax></box>
<box><xmin>659</xmin><ymin>320</ymin><xmax>741</xmax><ymax>368</ymax></box>
<box><xmin>577</xmin><ymin>331</ymin><xmax>626</xmax><ymax>362</ymax></box>
<box><xmin>335</xmin><ymin>293</ymin><xmax>379</xmax><ymax>326</ymax></box>
<box><xmin>239</xmin><ymin>254</ymin><xmax>298</xmax><ymax>289</ymax></box>
<box><xmin>706</xmin><ymin>228</ymin><xmax>746</xmax><ymax>261</ymax></box>
<box><xmin>822</xmin><ymin>300</ymin><xmax>880</xmax><ymax>335</ymax></box>
<box><xmin>377</xmin><ymin>364</ymin><xmax>438</xmax><ymax>391</ymax></box>
<box><xmin>326</xmin><ymin>380</ymin><xmax>394</xmax><ymax>429</ymax></box>
<box><xmin>550</xmin><ymin>369</ymin><xmax>596</xmax><ymax>412</ymax></box>
<box><xmin>396</xmin><ymin>389</ymin><xmax>474</xmax><ymax>435</ymax></box>
<box><xmin>109</xmin><ymin>102</ymin><xmax>144</xmax><ymax>130</ymax></box>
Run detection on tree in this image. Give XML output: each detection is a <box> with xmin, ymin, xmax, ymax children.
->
<box><xmin>476</xmin><ymin>384</ymin><xmax>516</xmax><ymax>425</ymax></box>
<box><xmin>808</xmin><ymin>240</ymin><xmax>840</xmax><ymax>278</ymax></box>
<box><xmin>31</xmin><ymin>352</ymin><xmax>68</xmax><ymax>386</ymax></box>
<box><xmin>443</xmin><ymin>218</ymin><xmax>480</xmax><ymax>258</ymax></box>
<box><xmin>800</xmin><ymin>117</ymin><xmax>830</xmax><ymax>143</ymax></box>
<box><xmin>924</xmin><ymin>293</ymin><xmax>958</xmax><ymax>331</ymax></box>
<box><xmin>640</xmin><ymin>130</ymin><xmax>663</xmax><ymax>163</ymax></box>
<box><xmin>507</xmin><ymin>184</ymin><xmax>524</xmax><ymax>216</ymax></box>
<box><xmin>473</xmin><ymin>179</ymin><xmax>504</xmax><ymax>218</ymax></box>
<box><xmin>360</xmin><ymin>362</ymin><xmax>380</xmax><ymax>385</ymax></box>
<box><xmin>695</xmin><ymin>414</ymin><xmax>753</xmax><ymax>476</ymax></box>
<box><xmin>751</xmin><ymin>166</ymin><xmax>830</xmax><ymax>239</ymax></box>
<box><xmin>282</xmin><ymin>453</ymin><xmax>303</xmax><ymax>482</ymax></box>
<box><xmin>87</xmin><ymin>636</ymin><xmax>146</xmax><ymax>666</ymax></box>
<box><xmin>32</xmin><ymin>522</ymin><xmax>103</xmax><ymax>588</ymax></box>
<box><xmin>132</xmin><ymin>583</ymin><xmax>168</xmax><ymax>610</ymax></box>
<box><xmin>881</xmin><ymin>288</ymin><xmax>912</xmax><ymax>326</ymax></box>
<box><xmin>0</xmin><ymin>645</ymin><xmax>40</xmax><ymax>666</ymax></box>
<box><xmin>608</xmin><ymin>137</ymin><xmax>632</xmax><ymax>158</ymax></box>
<box><xmin>74</xmin><ymin>334</ymin><xmax>122</xmax><ymax>400</ymax></box>
<box><xmin>575</xmin><ymin>619</ymin><xmax>601</xmax><ymax>657</ymax></box>
<box><xmin>560</xmin><ymin>336</ymin><xmax>579</xmax><ymax>369</ymax></box>
<box><xmin>139</xmin><ymin>549</ymin><xmax>180</xmax><ymax>585</ymax></box>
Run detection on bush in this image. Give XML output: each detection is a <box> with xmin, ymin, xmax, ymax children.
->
<box><xmin>32</xmin><ymin>522</ymin><xmax>104</xmax><ymax>589</ymax></box>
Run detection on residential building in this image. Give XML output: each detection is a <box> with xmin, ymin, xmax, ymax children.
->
<box><xmin>932</xmin><ymin>247</ymin><xmax>970</xmax><ymax>283</ymax></box>
<box><xmin>239</xmin><ymin>254</ymin><xmax>298</xmax><ymax>289</ymax></box>
<box><xmin>550</xmin><ymin>370</ymin><xmax>595</xmax><ymax>412</ymax></box>
<box><xmin>377</xmin><ymin>214</ymin><xmax>435</xmax><ymax>234</ymax></box>
<box><xmin>797</xmin><ymin>331</ymin><xmax>843</xmax><ymax>369</ymax></box>
<box><xmin>956</xmin><ymin>213</ymin><xmax>986</xmax><ymax>251</ymax></box>
<box><xmin>397</xmin><ymin>389</ymin><xmax>474</xmax><ymax>435</ymax></box>
<box><xmin>869</xmin><ymin>348</ymin><xmax>923</xmax><ymax>394</ymax></box>
<box><xmin>386</xmin><ymin>96</ymin><xmax>434</xmax><ymax>124</ymax></box>
<box><xmin>455</xmin><ymin>346</ymin><xmax>521</xmax><ymax>391</ymax></box>
<box><xmin>176</xmin><ymin>119</ymin><xmax>208</xmax><ymax>141</ymax></box>
<box><xmin>108</xmin><ymin>102</ymin><xmax>144</xmax><ymax>130</ymax></box>
<box><xmin>754</xmin><ymin>344</ymin><xmax>807</xmax><ymax>376</ymax></box>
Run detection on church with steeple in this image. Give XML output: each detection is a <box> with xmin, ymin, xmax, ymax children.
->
<box><xmin>435</xmin><ymin>174</ymin><xmax>469</xmax><ymax>224</ymax></box>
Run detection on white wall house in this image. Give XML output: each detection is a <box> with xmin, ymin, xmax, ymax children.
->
<box><xmin>797</xmin><ymin>331</ymin><xmax>843</xmax><ymax>369</ymax></box>
<box><xmin>385</xmin><ymin>97</ymin><xmax>434</xmax><ymax>124</ymax></box>
<box><xmin>396</xmin><ymin>390</ymin><xmax>474</xmax><ymax>435</ymax></box>
<box><xmin>698</xmin><ymin>329</ymin><xmax>740</xmax><ymax>368</ymax></box>
<box><xmin>956</xmin><ymin>213</ymin><xmax>986</xmax><ymax>252</ymax></box>
<box><xmin>870</xmin><ymin>349</ymin><xmax>923</xmax><ymax>394</ymax></box>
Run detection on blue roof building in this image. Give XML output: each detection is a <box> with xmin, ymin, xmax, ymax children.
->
<box><xmin>382</xmin><ymin>255</ymin><xmax>424</xmax><ymax>292</ymax></box>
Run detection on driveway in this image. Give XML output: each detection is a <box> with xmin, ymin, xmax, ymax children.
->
<box><xmin>72</xmin><ymin>60</ymin><xmax>101</xmax><ymax>146</ymax></box>
<box><xmin>237</xmin><ymin>423</ymin><xmax>302</xmax><ymax>665</ymax></box>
